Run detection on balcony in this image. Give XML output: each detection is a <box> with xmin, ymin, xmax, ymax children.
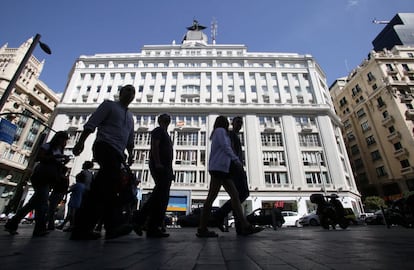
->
<box><xmin>387</xmin><ymin>69</ymin><xmax>398</xmax><ymax>75</ymax></box>
<box><xmin>394</xmin><ymin>148</ymin><xmax>409</xmax><ymax>160</ymax></box>
<box><xmin>263</xmin><ymin>123</ymin><xmax>276</xmax><ymax>132</ymax></box>
<box><xmin>301</xmin><ymin>124</ymin><xmax>313</xmax><ymax>132</ymax></box>
<box><xmin>387</xmin><ymin>131</ymin><xmax>401</xmax><ymax>143</ymax></box>
<box><xmin>401</xmin><ymin>166</ymin><xmax>414</xmax><ymax>176</ymax></box>
<box><xmin>400</xmin><ymin>95</ymin><xmax>413</xmax><ymax>103</ymax></box>
<box><xmin>381</xmin><ymin>115</ymin><xmax>394</xmax><ymax>127</ymax></box>
<box><xmin>405</xmin><ymin>109</ymin><xmax>414</xmax><ymax>121</ymax></box>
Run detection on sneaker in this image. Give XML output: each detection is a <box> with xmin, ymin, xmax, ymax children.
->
<box><xmin>196</xmin><ymin>228</ymin><xmax>218</xmax><ymax>238</ymax></box>
<box><xmin>132</xmin><ymin>223</ymin><xmax>143</xmax><ymax>236</ymax></box>
<box><xmin>214</xmin><ymin>214</ymin><xmax>226</xmax><ymax>233</ymax></box>
<box><xmin>132</xmin><ymin>210</ymin><xmax>144</xmax><ymax>236</ymax></box>
<box><xmin>146</xmin><ymin>229</ymin><xmax>170</xmax><ymax>238</ymax></box>
<box><xmin>70</xmin><ymin>231</ymin><xmax>101</xmax><ymax>240</ymax></box>
<box><xmin>105</xmin><ymin>224</ymin><xmax>133</xmax><ymax>240</ymax></box>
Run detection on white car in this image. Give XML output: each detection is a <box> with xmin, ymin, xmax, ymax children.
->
<box><xmin>281</xmin><ymin>211</ymin><xmax>300</xmax><ymax>227</ymax></box>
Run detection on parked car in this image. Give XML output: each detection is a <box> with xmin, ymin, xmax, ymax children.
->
<box><xmin>177</xmin><ymin>207</ymin><xmax>220</xmax><ymax>227</ymax></box>
<box><xmin>281</xmin><ymin>211</ymin><xmax>300</xmax><ymax>227</ymax></box>
<box><xmin>365</xmin><ymin>210</ymin><xmax>386</xmax><ymax>225</ymax></box>
<box><xmin>344</xmin><ymin>208</ymin><xmax>358</xmax><ymax>225</ymax></box>
<box><xmin>227</xmin><ymin>216</ymin><xmax>235</xmax><ymax>228</ymax></box>
<box><xmin>298</xmin><ymin>212</ymin><xmax>320</xmax><ymax>226</ymax></box>
<box><xmin>246</xmin><ymin>208</ymin><xmax>285</xmax><ymax>229</ymax></box>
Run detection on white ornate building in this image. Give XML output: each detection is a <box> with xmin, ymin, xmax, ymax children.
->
<box><xmin>50</xmin><ymin>21</ymin><xmax>361</xmax><ymax>217</ymax></box>
<box><xmin>0</xmin><ymin>37</ymin><xmax>60</xmax><ymax>212</ymax></box>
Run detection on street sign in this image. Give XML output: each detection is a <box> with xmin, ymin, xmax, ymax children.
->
<box><xmin>0</xmin><ymin>118</ymin><xmax>17</xmax><ymax>144</ymax></box>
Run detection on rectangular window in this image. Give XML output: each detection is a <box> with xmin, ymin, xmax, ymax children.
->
<box><xmin>371</xmin><ymin>150</ymin><xmax>381</xmax><ymax>161</ymax></box>
<box><xmin>176</xmin><ymin>132</ymin><xmax>199</xmax><ymax>146</ymax></box>
<box><xmin>299</xmin><ymin>134</ymin><xmax>320</xmax><ymax>147</ymax></box>
<box><xmin>175</xmin><ymin>150</ymin><xmax>197</xmax><ymax>165</ymax></box>
<box><xmin>264</xmin><ymin>172</ymin><xmax>289</xmax><ymax>185</ymax></box>
<box><xmin>400</xmin><ymin>159</ymin><xmax>410</xmax><ymax>168</ymax></box>
<box><xmin>361</xmin><ymin>121</ymin><xmax>370</xmax><ymax>132</ymax></box>
<box><xmin>305</xmin><ymin>172</ymin><xmax>329</xmax><ymax>185</ymax></box>
<box><xmin>261</xmin><ymin>133</ymin><xmax>283</xmax><ymax>147</ymax></box>
<box><xmin>376</xmin><ymin>166</ymin><xmax>387</xmax><ymax>177</ymax></box>
<box><xmin>367</xmin><ymin>72</ymin><xmax>376</xmax><ymax>82</ymax></box>
<box><xmin>263</xmin><ymin>151</ymin><xmax>285</xmax><ymax>166</ymax></box>
<box><xmin>366</xmin><ymin>135</ymin><xmax>376</xmax><ymax>146</ymax></box>
<box><xmin>356</xmin><ymin>109</ymin><xmax>366</xmax><ymax>118</ymax></box>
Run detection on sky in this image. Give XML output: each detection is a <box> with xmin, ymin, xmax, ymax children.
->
<box><xmin>1</xmin><ymin>0</ymin><xmax>413</xmax><ymax>93</ymax></box>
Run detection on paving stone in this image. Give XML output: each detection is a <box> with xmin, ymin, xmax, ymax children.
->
<box><xmin>1</xmin><ymin>224</ymin><xmax>414</xmax><ymax>269</ymax></box>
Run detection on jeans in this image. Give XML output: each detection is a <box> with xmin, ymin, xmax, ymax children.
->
<box><xmin>135</xmin><ymin>167</ymin><xmax>172</xmax><ymax>231</ymax></box>
<box><xmin>217</xmin><ymin>162</ymin><xmax>250</xmax><ymax>218</ymax></box>
<box><xmin>10</xmin><ymin>184</ymin><xmax>50</xmax><ymax>233</ymax></box>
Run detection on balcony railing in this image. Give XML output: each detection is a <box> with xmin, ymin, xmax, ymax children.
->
<box><xmin>381</xmin><ymin>115</ymin><xmax>394</xmax><ymax>126</ymax></box>
<box><xmin>405</xmin><ymin>109</ymin><xmax>414</xmax><ymax>121</ymax></box>
<box><xmin>394</xmin><ymin>148</ymin><xmax>409</xmax><ymax>159</ymax></box>
<box><xmin>387</xmin><ymin>131</ymin><xmax>401</xmax><ymax>143</ymax></box>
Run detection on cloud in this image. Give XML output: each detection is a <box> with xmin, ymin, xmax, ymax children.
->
<box><xmin>347</xmin><ymin>0</ymin><xmax>359</xmax><ymax>7</ymax></box>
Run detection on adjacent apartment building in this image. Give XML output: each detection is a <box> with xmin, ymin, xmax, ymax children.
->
<box><xmin>330</xmin><ymin>13</ymin><xmax>414</xmax><ymax>201</ymax></box>
<box><xmin>0</xmin><ymin>37</ymin><xmax>60</xmax><ymax>212</ymax></box>
<box><xmin>50</xmin><ymin>21</ymin><xmax>362</xmax><ymax>217</ymax></box>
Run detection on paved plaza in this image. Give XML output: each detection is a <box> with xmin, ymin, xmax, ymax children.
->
<box><xmin>1</xmin><ymin>223</ymin><xmax>414</xmax><ymax>270</ymax></box>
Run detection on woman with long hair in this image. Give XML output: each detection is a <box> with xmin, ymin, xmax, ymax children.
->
<box><xmin>5</xmin><ymin>131</ymin><xmax>69</xmax><ymax>237</ymax></box>
<box><xmin>197</xmin><ymin>116</ymin><xmax>262</xmax><ymax>237</ymax></box>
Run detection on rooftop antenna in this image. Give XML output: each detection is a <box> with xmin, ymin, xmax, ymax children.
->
<box><xmin>211</xmin><ymin>17</ymin><xmax>218</xmax><ymax>44</ymax></box>
<box><xmin>372</xmin><ymin>18</ymin><xmax>390</xmax><ymax>24</ymax></box>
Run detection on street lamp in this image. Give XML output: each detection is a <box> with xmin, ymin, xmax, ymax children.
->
<box><xmin>0</xmin><ymin>34</ymin><xmax>51</xmax><ymax>110</ymax></box>
<box><xmin>318</xmin><ymin>151</ymin><xmax>327</xmax><ymax>196</ymax></box>
<box><xmin>0</xmin><ymin>34</ymin><xmax>52</xmax><ymax>213</ymax></box>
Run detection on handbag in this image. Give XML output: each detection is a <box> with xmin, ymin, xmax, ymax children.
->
<box><xmin>117</xmin><ymin>161</ymin><xmax>138</xmax><ymax>205</ymax></box>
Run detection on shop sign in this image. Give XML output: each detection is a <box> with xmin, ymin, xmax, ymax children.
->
<box><xmin>0</xmin><ymin>118</ymin><xmax>17</xmax><ymax>145</ymax></box>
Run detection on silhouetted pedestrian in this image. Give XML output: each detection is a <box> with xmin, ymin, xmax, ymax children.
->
<box><xmin>46</xmin><ymin>166</ymin><xmax>69</xmax><ymax>230</ymax></box>
<box><xmin>196</xmin><ymin>116</ymin><xmax>262</xmax><ymax>237</ymax></box>
<box><xmin>132</xmin><ymin>113</ymin><xmax>174</xmax><ymax>238</ymax></box>
<box><xmin>214</xmin><ymin>116</ymin><xmax>250</xmax><ymax>233</ymax></box>
<box><xmin>71</xmin><ymin>85</ymin><xmax>135</xmax><ymax>240</ymax></box>
<box><xmin>4</xmin><ymin>131</ymin><xmax>69</xmax><ymax>237</ymax></box>
<box><xmin>57</xmin><ymin>169</ymin><xmax>87</xmax><ymax>231</ymax></box>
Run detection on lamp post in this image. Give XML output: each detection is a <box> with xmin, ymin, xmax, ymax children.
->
<box><xmin>0</xmin><ymin>34</ymin><xmax>51</xmax><ymax>110</ymax></box>
<box><xmin>0</xmin><ymin>34</ymin><xmax>52</xmax><ymax>213</ymax></box>
<box><xmin>318</xmin><ymin>151</ymin><xmax>327</xmax><ymax>196</ymax></box>
<box><xmin>2</xmin><ymin>118</ymin><xmax>55</xmax><ymax>214</ymax></box>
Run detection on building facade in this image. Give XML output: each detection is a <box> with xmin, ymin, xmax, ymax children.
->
<box><xmin>373</xmin><ymin>13</ymin><xmax>414</xmax><ymax>52</ymax></box>
<box><xmin>0</xmin><ymin>37</ymin><xmax>60</xmax><ymax>212</ymax></box>
<box><xmin>51</xmin><ymin>22</ymin><xmax>362</xmax><ymax>217</ymax></box>
<box><xmin>330</xmin><ymin>46</ymin><xmax>414</xmax><ymax>201</ymax></box>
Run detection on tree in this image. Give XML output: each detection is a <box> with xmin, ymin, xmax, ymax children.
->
<box><xmin>363</xmin><ymin>196</ymin><xmax>386</xmax><ymax>211</ymax></box>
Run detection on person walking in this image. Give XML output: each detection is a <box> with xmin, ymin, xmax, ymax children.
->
<box><xmin>46</xmin><ymin>166</ymin><xmax>70</xmax><ymax>230</ymax></box>
<box><xmin>214</xmin><ymin>116</ymin><xmax>250</xmax><ymax>233</ymax></box>
<box><xmin>70</xmin><ymin>84</ymin><xmax>136</xmax><ymax>240</ymax></box>
<box><xmin>132</xmin><ymin>113</ymin><xmax>174</xmax><ymax>238</ymax></box>
<box><xmin>56</xmin><ymin>169</ymin><xmax>87</xmax><ymax>232</ymax></box>
<box><xmin>77</xmin><ymin>160</ymin><xmax>94</xmax><ymax>192</ymax></box>
<box><xmin>4</xmin><ymin>131</ymin><xmax>70</xmax><ymax>237</ymax></box>
<box><xmin>196</xmin><ymin>116</ymin><xmax>262</xmax><ymax>237</ymax></box>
